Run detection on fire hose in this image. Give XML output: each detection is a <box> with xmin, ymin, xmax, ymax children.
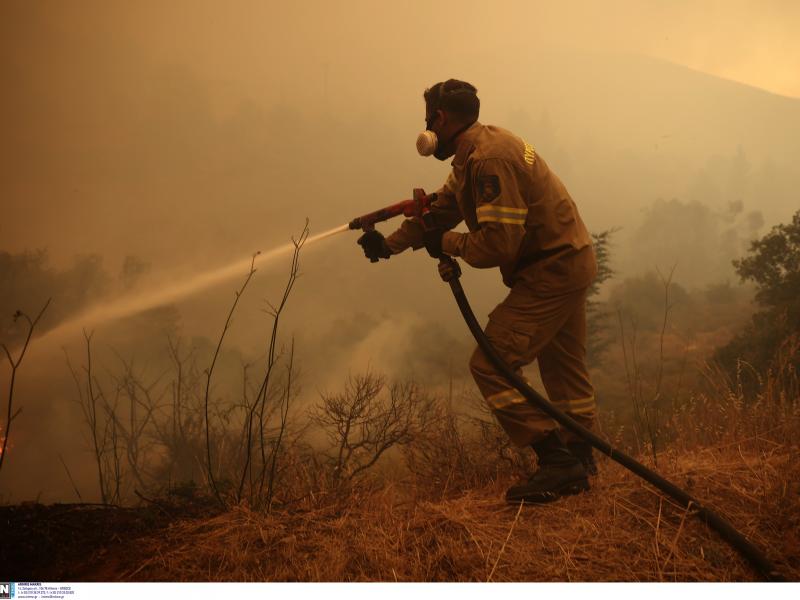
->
<box><xmin>350</xmin><ymin>192</ymin><xmax>783</xmax><ymax>581</ymax></box>
<box><xmin>440</xmin><ymin>255</ymin><xmax>783</xmax><ymax>582</ymax></box>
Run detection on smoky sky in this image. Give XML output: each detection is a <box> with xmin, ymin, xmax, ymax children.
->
<box><xmin>2</xmin><ymin>0</ymin><xmax>799</xmax><ymax>263</ymax></box>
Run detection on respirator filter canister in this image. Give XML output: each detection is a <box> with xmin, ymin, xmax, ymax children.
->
<box><xmin>416</xmin><ymin>130</ymin><xmax>438</xmax><ymax>156</ymax></box>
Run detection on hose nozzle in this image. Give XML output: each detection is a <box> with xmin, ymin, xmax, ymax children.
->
<box><xmin>349</xmin><ymin>189</ymin><xmax>435</xmax><ymax>232</ymax></box>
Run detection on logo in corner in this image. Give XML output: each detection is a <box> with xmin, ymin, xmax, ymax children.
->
<box><xmin>0</xmin><ymin>582</ymin><xmax>14</xmax><ymax>599</ymax></box>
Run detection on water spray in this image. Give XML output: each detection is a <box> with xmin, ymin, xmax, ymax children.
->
<box><xmin>32</xmin><ymin>224</ymin><xmax>350</xmax><ymax>349</ymax></box>
<box><xmin>30</xmin><ymin>190</ymin><xmax>428</xmax><ymax>349</ymax></box>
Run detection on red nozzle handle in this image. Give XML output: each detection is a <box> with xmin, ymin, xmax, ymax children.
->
<box><xmin>350</xmin><ymin>189</ymin><xmax>435</xmax><ymax>231</ymax></box>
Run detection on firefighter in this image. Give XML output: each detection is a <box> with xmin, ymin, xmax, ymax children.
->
<box><xmin>357</xmin><ymin>79</ymin><xmax>598</xmax><ymax>502</ymax></box>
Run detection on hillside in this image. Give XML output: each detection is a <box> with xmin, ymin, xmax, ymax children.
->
<box><xmin>3</xmin><ymin>443</ymin><xmax>798</xmax><ymax>582</ymax></box>
<box><xmin>3</xmin><ymin>45</ymin><xmax>800</xmax><ymax>264</ymax></box>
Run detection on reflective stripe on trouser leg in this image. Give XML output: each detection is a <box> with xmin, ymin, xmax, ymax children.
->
<box><xmin>553</xmin><ymin>395</ymin><xmax>597</xmax><ymax>415</ymax></box>
<box><xmin>469</xmin><ymin>323</ymin><xmax>563</xmax><ymax>447</ymax></box>
<box><xmin>551</xmin><ymin>395</ymin><xmax>597</xmax><ymax>438</ymax></box>
<box><xmin>485</xmin><ymin>386</ymin><xmax>559</xmax><ymax>446</ymax></box>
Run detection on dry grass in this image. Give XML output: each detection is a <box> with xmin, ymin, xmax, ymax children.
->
<box><xmin>59</xmin><ymin>333</ymin><xmax>798</xmax><ymax>582</ymax></box>
<box><xmin>98</xmin><ymin>440</ymin><xmax>798</xmax><ymax>582</ymax></box>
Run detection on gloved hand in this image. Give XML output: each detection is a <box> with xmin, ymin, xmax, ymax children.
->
<box><xmin>357</xmin><ymin>230</ymin><xmax>392</xmax><ymax>262</ymax></box>
<box><xmin>437</xmin><ymin>257</ymin><xmax>461</xmax><ymax>282</ymax></box>
<box><xmin>423</xmin><ymin>227</ymin><xmax>445</xmax><ymax>259</ymax></box>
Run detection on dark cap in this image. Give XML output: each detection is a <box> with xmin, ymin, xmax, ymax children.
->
<box><xmin>424</xmin><ymin>79</ymin><xmax>480</xmax><ymax>122</ymax></box>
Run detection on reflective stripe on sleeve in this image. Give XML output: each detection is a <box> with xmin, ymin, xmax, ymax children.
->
<box><xmin>476</xmin><ymin>204</ymin><xmax>527</xmax><ymax>225</ymax></box>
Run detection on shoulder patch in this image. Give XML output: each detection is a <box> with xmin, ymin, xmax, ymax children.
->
<box><xmin>523</xmin><ymin>141</ymin><xmax>536</xmax><ymax>165</ymax></box>
<box><xmin>477</xmin><ymin>174</ymin><xmax>500</xmax><ymax>202</ymax></box>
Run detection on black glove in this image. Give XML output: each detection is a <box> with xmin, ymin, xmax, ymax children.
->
<box><xmin>437</xmin><ymin>257</ymin><xmax>461</xmax><ymax>282</ymax></box>
<box><xmin>423</xmin><ymin>227</ymin><xmax>445</xmax><ymax>259</ymax></box>
<box><xmin>357</xmin><ymin>230</ymin><xmax>392</xmax><ymax>262</ymax></box>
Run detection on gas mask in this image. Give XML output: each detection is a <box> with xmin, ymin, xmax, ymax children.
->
<box><xmin>416</xmin><ymin>113</ymin><xmax>440</xmax><ymax>158</ymax></box>
<box><xmin>416</xmin><ymin>129</ymin><xmax>439</xmax><ymax>158</ymax></box>
<box><xmin>416</xmin><ymin>118</ymin><xmax>474</xmax><ymax>161</ymax></box>
<box><xmin>416</xmin><ymin>81</ymin><xmax>479</xmax><ymax>160</ymax></box>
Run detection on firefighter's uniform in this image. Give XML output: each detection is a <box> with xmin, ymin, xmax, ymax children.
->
<box><xmin>386</xmin><ymin>122</ymin><xmax>597</xmax><ymax>447</ymax></box>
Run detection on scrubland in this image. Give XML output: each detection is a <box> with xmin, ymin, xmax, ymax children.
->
<box><xmin>2</xmin><ymin>334</ymin><xmax>797</xmax><ymax>582</ymax></box>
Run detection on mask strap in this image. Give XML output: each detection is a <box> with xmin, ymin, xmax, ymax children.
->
<box><xmin>443</xmin><ymin>120</ymin><xmax>476</xmax><ymax>147</ymax></box>
<box><xmin>452</xmin><ymin>120</ymin><xmax>475</xmax><ymax>139</ymax></box>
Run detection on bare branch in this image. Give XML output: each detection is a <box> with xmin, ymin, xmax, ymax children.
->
<box><xmin>204</xmin><ymin>253</ymin><xmax>258</xmax><ymax>508</ymax></box>
<box><xmin>237</xmin><ymin>221</ymin><xmax>309</xmax><ymax>505</ymax></box>
<box><xmin>0</xmin><ymin>298</ymin><xmax>51</xmax><ymax>471</ymax></box>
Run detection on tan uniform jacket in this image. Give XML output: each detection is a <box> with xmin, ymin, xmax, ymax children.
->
<box><xmin>386</xmin><ymin>122</ymin><xmax>596</xmax><ymax>296</ymax></box>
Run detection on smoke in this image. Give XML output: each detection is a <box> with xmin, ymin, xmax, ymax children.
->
<box><xmin>2</xmin><ymin>0</ymin><xmax>800</xmax><ymax>502</ymax></box>
<box><xmin>21</xmin><ymin>224</ymin><xmax>349</xmax><ymax>353</ymax></box>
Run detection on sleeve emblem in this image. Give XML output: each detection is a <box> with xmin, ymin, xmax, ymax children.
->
<box><xmin>477</xmin><ymin>174</ymin><xmax>501</xmax><ymax>203</ymax></box>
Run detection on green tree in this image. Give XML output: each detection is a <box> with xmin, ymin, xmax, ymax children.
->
<box><xmin>716</xmin><ymin>209</ymin><xmax>800</xmax><ymax>375</ymax></box>
<box><xmin>733</xmin><ymin>211</ymin><xmax>800</xmax><ymax>310</ymax></box>
<box><xmin>586</xmin><ymin>229</ymin><xmax>616</xmax><ymax>366</ymax></box>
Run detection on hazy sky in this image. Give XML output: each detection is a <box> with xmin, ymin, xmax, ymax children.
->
<box><xmin>138</xmin><ymin>0</ymin><xmax>796</xmax><ymax>100</ymax></box>
<box><xmin>626</xmin><ymin>0</ymin><xmax>800</xmax><ymax>98</ymax></box>
<box><xmin>3</xmin><ymin>0</ymin><xmax>799</xmax><ymax>260</ymax></box>
<box><xmin>50</xmin><ymin>1</ymin><xmax>800</xmax><ymax>99</ymax></box>
<box><xmin>4</xmin><ymin>1</ymin><xmax>800</xmax><ymax>110</ymax></box>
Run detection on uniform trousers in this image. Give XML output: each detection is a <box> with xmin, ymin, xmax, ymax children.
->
<box><xmin>469</xmin><ymin>283</ymin><xmax>596</xmax><ymax>446</ymax></box>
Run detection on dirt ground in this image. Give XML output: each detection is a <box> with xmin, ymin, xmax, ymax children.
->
<box><xmin>0</xmin><ymin>495</ymin><xmax>221</xmax><ymax>581</ymax></box>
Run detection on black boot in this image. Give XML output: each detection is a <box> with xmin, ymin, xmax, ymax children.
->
<box><xmin>567</xmin><ymin>441</ymin><xmax>598</xmax><ymax>476</ymax></box>
<box><xmin>505</xmin><ymin>431</ymin><xmax>589</xmax><ymax>504</ymax></box>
